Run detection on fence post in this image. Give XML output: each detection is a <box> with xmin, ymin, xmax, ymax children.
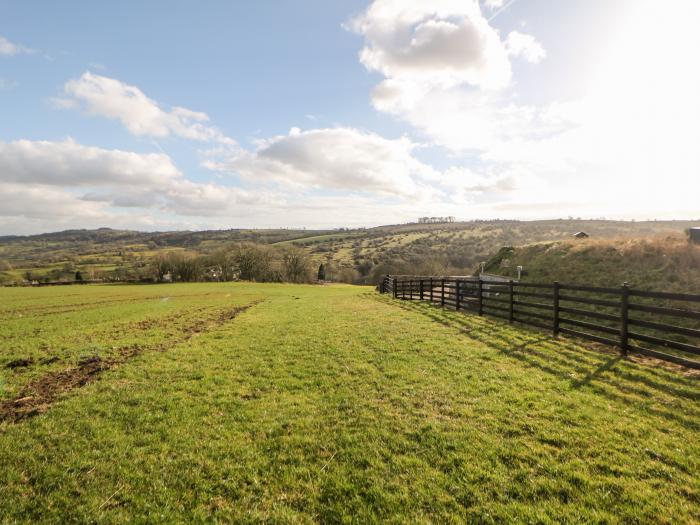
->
<box><xmin>441</xmin><ymin>278</ymin><xmax>445</xmax><ymax>307</ymax></box>
<box><xmin>429</xmin><ymin>278</ymin><xmax>433</xmax><ymax>302</ymax></box>
<box><xmin>393</xmin><ymin>277</ymin><xmax>397</xmax><ymax>299</ymax></box>
<box><xmin>478</xmin><ymin>278</ymin><xmax>483</xmax><ymax>315</ymax></box>
<box><xmin>553</xmin><ymin>281</ymin><xmax>560</xmax><ymax>336</ymax></box>
<box><xmin>455</xmin><ymin>279</ymin><xmax>461</xmax><ymax>310</ymax></box>
<box><xmin>620</xmin><ymin>282</ymin><xmax>630</xmax><ymax>356</ymax></box>
<box><xmin>420</xmin><ymin>279</ymin><xmax>424</xmax><ymax>301</ymax></box>
<box><xmin>508</xmin><ymin>279</ymin><xmax>514</xmax><ymax>323</ymax></box>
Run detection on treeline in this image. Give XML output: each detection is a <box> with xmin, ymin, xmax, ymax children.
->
<box><xmin>150</xmin><ymin>243</ymin><xmax>317</xmax><ymax>283</ymax></box>
<box><xmin>357</xmin><ymin>256</ymin><xmax>473</xmax><ymax>285</ymax></box>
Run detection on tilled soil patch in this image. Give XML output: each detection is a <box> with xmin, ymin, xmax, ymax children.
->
<box><xmin>0</xmin><ymin>302</ymin><xmax>259</xmax><ymax>424</ymax></box>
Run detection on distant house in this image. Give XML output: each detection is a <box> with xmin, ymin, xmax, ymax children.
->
<box><xmin>573</xmin><ymin>231</ymin><xmax>589</xmax><ymax>239</ymax></box>
<box><xmin>690</xmin><ymin>228</ymin><xmax>700</xmax><ymax>244</ymax></box>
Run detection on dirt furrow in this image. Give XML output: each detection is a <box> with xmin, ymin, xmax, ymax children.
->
<box><xmin>0</xmin><ymin>302</ymin><xmax>259</xmax><ymax>424</ymax></box>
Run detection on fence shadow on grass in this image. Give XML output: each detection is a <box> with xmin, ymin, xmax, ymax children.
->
<box><xmin>375</xmin><ymin>295</ymin><xmax>700</xmax><ymax>431</ymax></box>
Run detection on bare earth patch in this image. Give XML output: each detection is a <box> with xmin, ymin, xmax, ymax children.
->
<box><xmin>0</xmin><ymin>303</ymin><xmax>258</xmax><ymax>423</ymax></box>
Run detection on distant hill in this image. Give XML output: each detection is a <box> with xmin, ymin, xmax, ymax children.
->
<box><xmin>481</xmin><ymin>236</ymin><xmax>700</xmax><ymax>292</ymax></box>
<box><xmin>0</xmin><ymin>220</ymin><xmax>697</xmax><ymax>285</ymax></box>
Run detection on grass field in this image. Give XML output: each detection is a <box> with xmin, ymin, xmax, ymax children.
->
<box><xmin>1</xmin><ymin>283</ymin><xmax>698</xmax><ymax>523</ymax></box>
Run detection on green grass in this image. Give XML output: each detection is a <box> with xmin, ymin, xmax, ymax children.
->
<box><xmin>273</xmin><ymin>232</ymin><xmax>362</xmax><ymax>246</ymax></box>
<box><xmin>0</xmin><ymin>283</ymin><xmax>698</xmax><ymax>523</ymax></box>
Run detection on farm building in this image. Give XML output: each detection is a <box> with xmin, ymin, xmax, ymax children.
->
<box><xmin>690</xmin><ymin>227</ymin><xmax>700</xmax><ymax>244</ymax></box>
<box><xmin>573</xmin><ymin>231</ymin><xmax>589</xmax><ymax>239</ymax></box>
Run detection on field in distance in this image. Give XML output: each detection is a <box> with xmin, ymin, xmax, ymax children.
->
<box><xmin>1</xmin><ymin>219</ymin><xmax>697</xmax><ymax>284</ymax></box>
<box><xmin>1</xmin><ymin>282</ymin><xmax>698</xmax><ymax>522</ymax></box>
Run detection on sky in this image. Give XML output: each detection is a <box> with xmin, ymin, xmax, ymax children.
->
<box><xmin>1</xmin><ymin>0</ymin><xmax>699</xmax><ymax>234</ymax></box>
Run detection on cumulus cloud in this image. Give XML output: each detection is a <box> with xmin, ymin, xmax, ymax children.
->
<box><xmin>0</xmin><ymin>131</ymin><xmax>517</xmax><ymax>232</ymax></box>
<box><xmin>202</xmin><ymin>125</ymin><xmax>523</xmax><ymax>211</ymax></box>
<box><xmin>0</xmin><ymin>134</ymin><xmax>524</xmax><ymax>233</ymax></box>
<box><xmin>348</xmin><ymin>0</ymin><xmax>697</xmax><ymax>225</ymax></box>
<box><xmin>505</xmin><ymin>31</ymin><xmax>546</xmax><ymax>63</ymax></box>
<box><xmin>0</xmin><ymin>183</ymin><xmax>106</xmax><ymax>220</ymax></box>
<box><xmin>161</xmin><ymin>180</ymin><xmax>284</xmax><ymax>217</ymax></box>
<box><xmin>57</xmin><ymin>72</ymin><xmax>236</xmax><ymax>145</ymax></box>
<box><xmin>348</xmin><ymin>0</ymin><xmax>548</xmax><ymax>165</ymax></box>
<box><xmin>206</xmin><ymin>127</ymin><xmax>436</xmax><ymax>195</ymax></box>
<box><xmin>0</xmin><ymin>138</ymin><xmax>277</xmax><ymax>225</ymax></box>
<box><xmin>0</xmin><ymin>138</ymin><xmax>181</xmax><ymax>187</ymax></box>
<box><xmin>0</xmin><ymin>35</ymin><xmax>32</xmax><ymax>56</ymax></box>
<box><xmin>348</xmin><ymin>0</ymin><xmax>511</xmax><ymax>90</ymax></box>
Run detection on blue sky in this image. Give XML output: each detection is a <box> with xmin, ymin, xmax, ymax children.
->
<box><xmin>1</xmin><ymin>0</ymin><xmax>699</xmax><ymax>234</ymax></box>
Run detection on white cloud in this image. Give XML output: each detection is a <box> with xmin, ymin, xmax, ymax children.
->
<box><xmin>203</xmin><ymin>125</ymin><xmax>525</xmax><ymax>213</ymax></box>
<box><xmin>0</xmin><ymin>138</ymin><xmax>278</xmax><ymax>224</ymax></box>
<box><xmin>348</xmin><ymin>1</ymin><xmax>549</xmax><ymax>155</ymax></box>
<box><xmin>483</xmin><ymin>0</ymin><xmax>504</xmax><ymax>9</ymax></box>
<box><xmin>1</xmin><ymin>132</ymin><xmax>519</xmax><ymax>233</ymax></box>
<box><xmin>0</xmin><ymin>183</ymin><xmax>106</xmax><ymax>220</ymax></box>
<box><xmin>0</xmin><ymin>35</ymin><xmax>32</xmax><ymax>56</ymax></box>
<box><xmin>505</xmin><ymin>31</ymin><xmax>546</xmax><ymax>63</ymax></box>
<box><xmin>59</xmin><ymin>72</ymin><xmax>236</xmax><ymax>145</ymax></box>
<box><xmin>346</xmin><ymin>0</ymin><xmax>699</xmax><ymax>220</ymax></box>
<box><xmin>372</xmin><ymin>81</ymin><xmax>580</xmax><ymax>155</ymax></box>
<box><xmin>349</xmin><ymin>0</ymin><xmax>512</xmax><ymax>90</ymax></box>
<box><xmin>206</xmin><ymin>127</ymin><xmax>435</xmax><ymax>195</ymax></box>
<box><xmin>346</xmin><ymin>0</ymin><xmax>546</xmax><ymax>150</ymax></box>
<box><xmin>162</xmin><ymin>180</ymin><xmax>283</xmax><ymax>217</ymax></box>
<box><xmin>441</xmin><ymin>167</ymin><xmax>519</xmax><ymax>194</ymax></box>
<box><xmin>0</xmin><ymin>138</ymin><xmax>181</xmax><ymax>187</ymax></box>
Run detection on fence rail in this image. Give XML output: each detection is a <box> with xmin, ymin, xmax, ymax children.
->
<box><xmin>379</xmin><ymin>275</ymin><xmax>700</xmax><ymax>370</ymax></box>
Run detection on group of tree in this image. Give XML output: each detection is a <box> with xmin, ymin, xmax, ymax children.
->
<box><xmin>149</xmin><ymin>243</ymin><xmax>316</xmax><ymax>283</ymax></box>
<box><xmin>417</xmin><ymin>216</ymin><xmax>455</xmax><ymax>224</ymax></box>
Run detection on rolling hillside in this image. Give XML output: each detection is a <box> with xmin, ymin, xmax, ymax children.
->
<box><xmin>0</xmin><ymin>220</ymin><xmax>697</xmax><ymax>285</ymax></box>
<box><xmin>481</xmin><ymin>237</ymin><xmax>700</xmax><ymax>292</ymax></box>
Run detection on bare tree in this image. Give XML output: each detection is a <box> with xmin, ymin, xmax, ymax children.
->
<box><xmin>281</xmin><ymin>246</ymin><xmax>312</xmax><ymax>283</ymax></box>
<box><xmin>172</xmin><ymin>253</ymin><xmax>201</xmax><ymax>282</ymax></box>
<box><xmin>234</xmin><ymin>243</ymin><xmax>277</xmax><ymax>282</ymax></box>
<box><xmin>206</xmin><ymin>249</ymin><xmax>236</xmax><ymax>281</ymax></box>
<box><xmin>151</xmin><ymin>254</ymin><xmax>174</xmax><ymax>282</ymax></box>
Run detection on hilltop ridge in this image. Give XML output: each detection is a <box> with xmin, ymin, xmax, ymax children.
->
<box><xmin>0</xmin><ymin>219</ymin><xmax>697</xmax><ymax>285</ymax></box>
<box><xmin>482</xmin><ymin>236</ymin><xmax>700</xmax><ymax>292</ymax></box>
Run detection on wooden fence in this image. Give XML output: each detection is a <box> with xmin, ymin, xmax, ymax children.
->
<box><xmin>379</xmin><ymin>275</ymin><xmax>700</xmax><ymax>370</ymax></box>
